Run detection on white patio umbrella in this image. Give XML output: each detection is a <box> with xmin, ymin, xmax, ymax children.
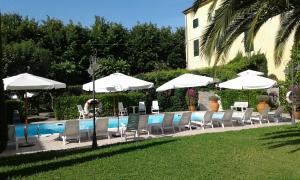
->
<box><xmin>3</xmin><ymin>73</ymin><xmax>66</xmax><ymax>144</ymax></box>
<box><xmin>237</xmin><ymin>69</ymin><xmax>264</xmax><ymax>76</ymax></box>
<box><xmin>218</xmin><ymin>74</ymin><xmax>277</xmax><ymax>107</ymax></box>
<box><xmin>156</xmin><ymin>73</ymin><xmax>214</xmax><ymax>92</ymax></box>
<box><xmin>83</xmin><ymin>73</ymin><xmax>153</xmax><ymax>92</ymax></box>
<box><xmin>82</xmin><ymin>73</ymin><xmax>154</xmax><ymax>134</ymax></box>
<box><xmin>3</xmin><ymin>73</ymin><xmax>66</xmax><ymax>90</ymax></box>
<box><xmin>218</xmin><ymin>74</ymin><xmax>276</xmax><ymax>90</ymax></box>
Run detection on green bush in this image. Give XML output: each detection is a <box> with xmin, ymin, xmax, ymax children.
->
<box><xmin>5</xmin><ymin>100</ymin><xmax>26</xmax><ymax>124</ymax></box>
<box><xmin>136</xmin><ymin>53</ymin><xmax>268</xmax><ymax>112</ymax></box>
<box><xmin>216</xmin><ymin>89</ymin><xmax>264</xmax><ymax>110</ymax></box>
<box><xmin>54</xmin><ymin>92</ymin><xmax>146</xmax><ymax>120</ymax></box>
<box><xmin>0</xmin><ymin>83</ymin><xmax>6</xmax><ymax>153</ymax></box>
<box><xmin>136</xmin><ymin>52</ymin><xmax>268</xmax><ymax>86</ymax></box>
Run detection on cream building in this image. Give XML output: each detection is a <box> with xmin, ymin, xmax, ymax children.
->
<box><xmin>183</xmin><ymin>0</ymin><xmax>294</xmax><ymax>80</ymax></box>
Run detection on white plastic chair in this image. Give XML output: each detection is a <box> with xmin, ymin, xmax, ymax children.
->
<box><xmin>7</xmin><ymin>125</ymin><xmax>19</xmax><ymax>150</ymax></box>
<box><xmin>151</xmin><ymin>100</ymin><xmax>159</xmax><ymax>114</ymax></box>
<box><xmin>174</xmin><ymin>112</ymin><xmax>192</xmax><ymax>131</ymax></box>
<box><xmin>251</xmin><ymin>107</ymin><xmax>270</xmax><ymax>124</ymax></box>
<box><xmin>138</xmin><ymin>101</ymin><xmax>146</xmax><ymax>115</ymax></box>
<box><xmin>118</xmin><ymin>102</ymin><xmax>128</xmax><ymax>116</ymax></box>
<box><xmin>77</xmin><ymin>105</ymin><xmax>87</xmax><ymax>119</ymax></box>
<box><xmin>95</xmin><ymin>117</ymin><xmax>111</xmax><ymax>139</ymax></box>
<box><xmin>62</xmin><ymin>120</ymin><xmax>81</xmax><ymax>145</ymax></box>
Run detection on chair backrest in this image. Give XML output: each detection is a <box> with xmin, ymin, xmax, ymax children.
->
<box><xmin>138</xmin><ymin>115</ymin><xmax>148</xmax><ymax>130</ymax></box>
<box><xmin>244</xmin><ymin>108</ymin><xmax>253</xmax><ymax>121</ymax></box>
<box><xmin>8</xmin><ymin>125</ymin><xmax>16</xmax><ymax>142</ymax></box>
<box><xmin>65</xmin><ymin>120</ymin><xmax>80</xmax><ymax>137</ymax></box>
<box><xmin>118</xmin><ymin>102</ymin><xmax>124</xmax><ymax>111</ymax></box>
<box><xmin>222</xmin><ymin>110</ymin><xmax>234</xmax><ymax>123</ymax></box>
<box><xmin>139</xmin><ymin>102</ymin><xmax>146</xmax><ymax>111</ymax></box>
<box><xmin>261</xmin><ymin>107</ymin><xmax>270</xmax><ymax>119</ymax></box>
<box><xmin>274</xmin><ymin>106</ymin><xmax>284</xmax><ymax>117</ymax></box>
<box><xmin>77</xmin><ymin>105</ymin><xmax>84</xmax><ymax>112</ymax></box>
<box><xmin>162</xmin><ymin>113</ymin><xmax>174</xmax><ymax>127</ymax></box>
<box><xmin>203</xmin><ymin>111</ymin><xmax>213</xmax><ymax>125</ymax></box>
<box><xmin>127</xmin><ymin>114</ymin><xmax>140</xmax><ymax>131</ymax></box>
<box><xmin>234</xmin><ymin>102</ymin><xmax>248</xmax><ymax>108</ymax></box>
<box><xmin>96</xmin><ymin>117</ymin><xmax>109</xmax><ymax>134</ymax></box>
<box><xmin>152</xmin><ymin>100</ymin><xmax>159</xmax><ymax>109</ymax></box>
<box><xmin>179</xmin><ymin>112</ymin><xmax>192</xmax><ymax>126</ymax></box>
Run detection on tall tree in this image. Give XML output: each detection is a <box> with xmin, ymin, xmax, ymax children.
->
<box><xmin>0</xmin><ymin>11</ymin><xmax>8</xmax><ymax>152</ymax></box>
<box><xmin>128</xmin><ymin>23</ymin><xmax>161</xmax><ymax>74</ymax></box>
<box><xmin>3</xmin><ymin>40</ymin><xmax>52</xmax><ymax>77</ymax></box>
<box><xmin>197</xmin><ymin>0</ymin><xmax>300</xmax><ymax>66</ymax></box>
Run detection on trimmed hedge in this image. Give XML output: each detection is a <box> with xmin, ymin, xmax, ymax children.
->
<box><xmin>54</xmin><ymin>92</ymin><xmax>146</xmax><ymax>120</ymax></box>
<box><xmin>136</xmin><ymin>53</ymin><xmax>268</xmax><ymax>87</ymax></box>
<box><xmin>216</xmin><ymin>89</ymin><xmax>264</xmax><ymax>110</ymax></box>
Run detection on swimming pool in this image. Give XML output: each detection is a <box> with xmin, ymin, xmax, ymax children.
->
<box><xmin>15</xmin><ymin>112</ymin><xmax>225</xmax><ymax>138</ymax></box>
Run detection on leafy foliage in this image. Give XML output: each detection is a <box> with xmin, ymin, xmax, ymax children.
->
<box><xmin>95</xmin><ymin>57</ymin><xmax>131</xmax><ymax>78</ymax></box>
<box><xmin>198</xmin><ymin>0</ymin><xmax>300</xmax><ymax>65</ymax></box>
<box><xmin>5</xmin><ymin>100</ymin><xmax>26</xmax><ymax>124</ymax></box>
<box><xmin>137</xmin><ymin>52</ymin><xmax>268</xmax><ymax>86</ymax></box>
<box><xmin>216</xmin><ymin>89</ymin><xmax>263</xmax><ymax>110</ymax></box>
<box><xmin>1</xmin><ymin>14</ymin><xmax>186</xmax><ymax>85</ymax></box>
<box><xmin>0</xmin><ymin>13</ymin><xmax>6</xmax><ymax>152</ymax></box>
<box><xmin>53</xmin><ymin>92</ymin><xmax>146</xmax><ymax>120</ymax></box>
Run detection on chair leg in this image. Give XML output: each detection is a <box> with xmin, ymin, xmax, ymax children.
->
<box><xmin>62</xmin><ymin>136</ymin><xmax>66</xmax><ymax>146</ymax></box>
<box><xmin>16</xmin><ymin>139</ymin><xmax>18</xmax><ymax>150</ymax></box>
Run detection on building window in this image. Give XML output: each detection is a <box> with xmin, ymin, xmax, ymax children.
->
<box><xmin>194</xmin><ymin>39</ymin><xmax>199</xmax><ymax>56</ymax></box>
<box><xmin>193</xmin><ymin>18</ymin><xmax>198</xmax><ymax>28</ymax></box>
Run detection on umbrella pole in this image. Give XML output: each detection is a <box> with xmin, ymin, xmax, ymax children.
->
<box><xmin>24</xmin><ymin>92</ymin><xmax>28</xmax><ymax>143</ymax></box>
<box><xmin>113</xmin><ymin>95</ymin><xmax>116</xmax><ymax>116</ymax></box>
<box><xmin>117</xmin><ymin>95</ymin><xmax>120</xmax><ymax>135</ymax></box>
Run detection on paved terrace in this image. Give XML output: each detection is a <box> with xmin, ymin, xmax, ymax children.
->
<box><xmin>1</xmin><ymin>114</ymin><xmax>295</xmax><ymax>157</ymax></box>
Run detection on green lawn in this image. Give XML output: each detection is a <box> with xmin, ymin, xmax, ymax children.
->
<box><xmin>1</xmin><ymin>124</ymin><xmax>300</xmax><ymax>179</ymax></box>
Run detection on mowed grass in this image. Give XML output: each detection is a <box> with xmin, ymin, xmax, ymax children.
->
<box><xmin>1</xmin><ymin>124</ymin><xmax>300</xmax><ymax>179</ymax></box>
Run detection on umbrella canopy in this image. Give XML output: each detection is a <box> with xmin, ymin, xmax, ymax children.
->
<box><xmin>82</xmin><ymin>73</ymin><xmax>154</xmax><ymax>92</ymax></box>
<box><xmin>3</xmin><ymin>73</ymin><xmax>66</xmax><ymax>90</ymax></box>
<box><xmin>156</xmin><ymin>73</ymin><xmax>214</xmax><ymax>92</ymax></box>
<box><xmin>237</xmin><ymin>69</ymin><xmax>264</xmax><ymax>76</ymax></box>
<box><xmin>218</xmin><ymin>74</ymin><xmax>276</xmax><ymax>90</ymax></box>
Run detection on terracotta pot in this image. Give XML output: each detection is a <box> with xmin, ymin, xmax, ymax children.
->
<box><xmin>294</xmin><ymin>112</ymin><xmax>300</xmax><ymax>119</ymax></box>
<box><xmin>257</xmin><ymin>102</ymin><xmax>270</xmax><ymax>113</ymax></box>
<box><xmin>209</xmin><ymin>101</ymin><xmax>219</xmax><ymax>112</ymax></box>
<box><xmin>188</xmin><ymin>105</ymin><xmax>196</xmax><ymax>112</ymax></box>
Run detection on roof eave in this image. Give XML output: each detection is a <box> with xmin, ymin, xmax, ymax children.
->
<box><xmin>182</xmin><ymin>0</ymin><xmax>213</xmax><ymax>15</ymax></box>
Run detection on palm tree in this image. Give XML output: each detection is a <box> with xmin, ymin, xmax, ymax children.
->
<box><xmin>195</xmin><ymin>0</ymin><xmax>300</xmax><ymax>66</ymax></box>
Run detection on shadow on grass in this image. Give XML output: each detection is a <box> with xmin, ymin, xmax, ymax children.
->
<box><xmin>261</xmin><ymin>126</ymin><xmax>300</xmax><ymax>153</ymax></box>
<box><xmin>0</xmin><ymin>137</ymin><xmax>154</xmax><ymax>167</ymax></box>
<box><xmin>0</xmin><ymin>139</ymin><xmax>176</xmax><ymax>179</ymax></box>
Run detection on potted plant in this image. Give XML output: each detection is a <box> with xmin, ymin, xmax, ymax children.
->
<box><xmin>209</xmin><ymin>95</ymin><xmax>219</xmax><ymax>112</ymax></box>
<box><xmin>185</xmin><ymin>88</ymin><xmax>197</xmax><ymax>111</ymax></box>
<box><xmin>290</xmin><ymin>84</ymin><xmax>300</xmax><ymax>119</ymax></box>
<box><xmin>256</xmin><ymin>95</ymin><xmax>270</xmax><ymax>113</ymax></box>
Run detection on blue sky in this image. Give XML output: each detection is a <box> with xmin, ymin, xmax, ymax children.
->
<box><xmin>0</xmin><ymin>0</ymin><xmax>194</xmax><ymax>29</ymax></box>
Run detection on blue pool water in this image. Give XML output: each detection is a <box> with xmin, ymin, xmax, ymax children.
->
<box><xmin>15</xmin><ymin>112</ymin><xmax>224</xmax><ymax>138</ymax></box>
